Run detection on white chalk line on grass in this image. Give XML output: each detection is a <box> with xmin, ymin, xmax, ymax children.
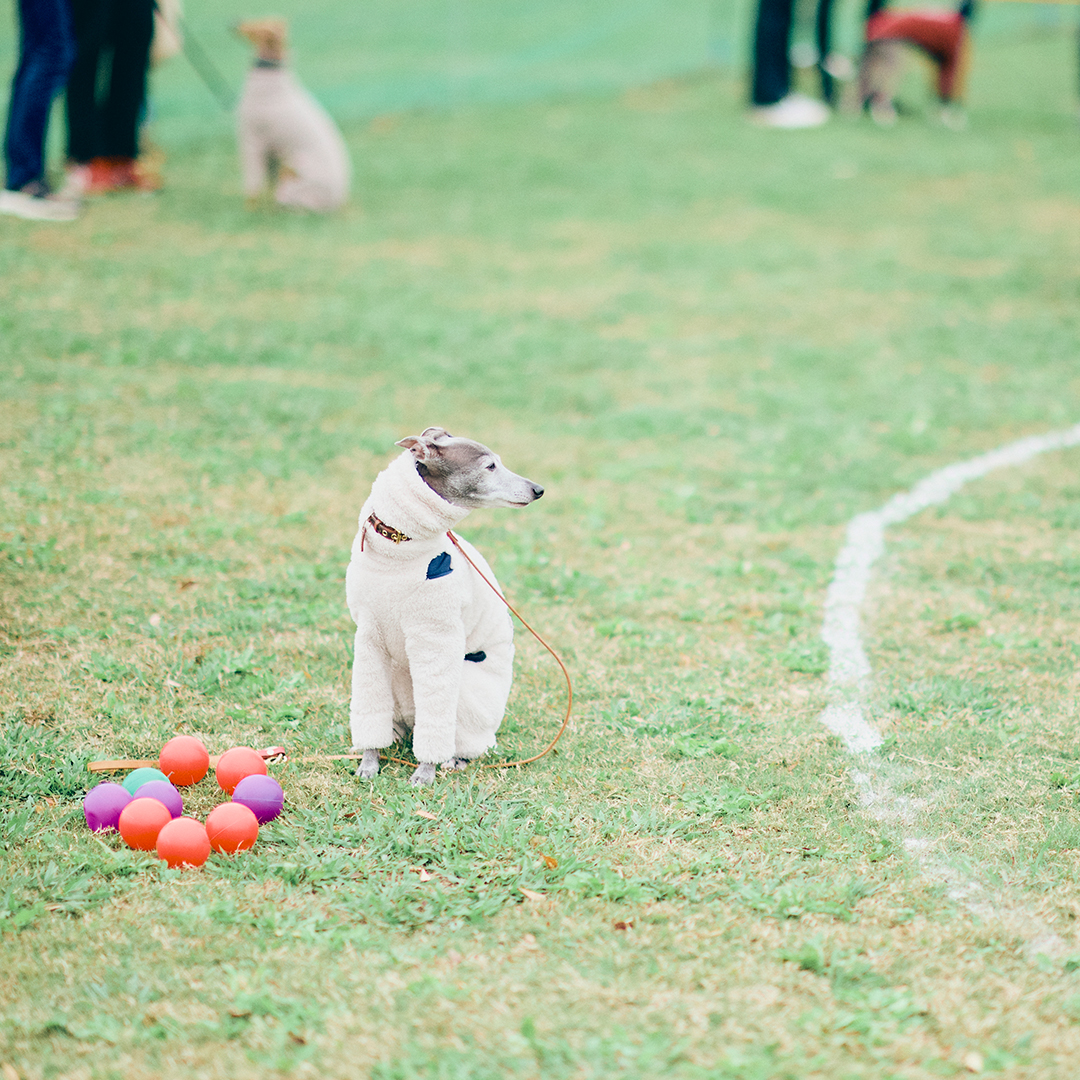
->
<box><xmin>817</xmin><ymin>422</ymin><xmax>1080</xmax><ymax>957</ymax></box>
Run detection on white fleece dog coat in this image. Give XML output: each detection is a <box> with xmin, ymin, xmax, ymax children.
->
<box><xmin>346</xmin><ymin>452</ymin><xmax>514</xmax><ymax>764</ymax></box>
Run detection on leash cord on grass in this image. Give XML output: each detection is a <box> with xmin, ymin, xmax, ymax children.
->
<box><xmin>88</xmin><ymin>532</ymin><xmax>572</xmax><ymax>777</ymax></box>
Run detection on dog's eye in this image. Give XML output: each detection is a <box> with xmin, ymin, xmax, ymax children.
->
<box><xmin>486</xmin><ymin>462</ymin><xmax>497</xmax><ymax>471</ymax></box>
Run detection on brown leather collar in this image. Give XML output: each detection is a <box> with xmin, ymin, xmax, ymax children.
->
<box><xmin>367</xmin><ymin>513</ymin><xmax>411</xmax><ymax>544</ymax></box>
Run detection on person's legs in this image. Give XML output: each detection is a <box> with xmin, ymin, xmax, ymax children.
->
<box><xmin>65</xmin><ymin>0</ymin><xmax>111</xmax><ymax>163</ymax></box>
<box><xmin>99</xmin><ymin>0</ymin><xmax>153</xmax><ymax>159</ymax></box>
<box><xmin>751</xmin><ymin>0</ymin><xmax>795</xmax><ymax>106</ymax></box>
<box><xmin>815</xmin><ymin>0</ymin><xmax>836</xmax><ymax>104</ymax></box>
<box><xmin>3</xmin><ymin>0</ymin><xmax>77</xmax><ymax>190</ymax></box>
<box><xmin>748</xmin><ymin>0</ymin><xmax>829</xmax><ymax>126</ymax></box>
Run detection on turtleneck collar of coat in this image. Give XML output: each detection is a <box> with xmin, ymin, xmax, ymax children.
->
<box><xmin>363</xmin><ymin>452</ymin><xmax>470</xmax><ymax>553</ymax></box>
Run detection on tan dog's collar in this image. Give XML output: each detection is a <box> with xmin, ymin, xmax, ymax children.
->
<box><xmin>367</xmin><ymin>513</ymin><xmax>411</xmax><ymax>544</ymax></box>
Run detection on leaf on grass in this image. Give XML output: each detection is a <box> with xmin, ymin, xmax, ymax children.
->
<box><xmin>541</xmin><ymin>854</ymin><xmax>558</xmax><ymax>869</ymax></box>
<box><xmin>414</xmin><ymin>809</ymin><xmax>438</xmax><ymax>821</ymax></box>
<box><xmin>39</xmin><ymin>1021</ymin><xmax>74</xmax><ymax>1038</ymax></box>
<box><xmin>519</xmin><ymin>888</ymin><xmax>546</xmax><ymax>901</ymax></box>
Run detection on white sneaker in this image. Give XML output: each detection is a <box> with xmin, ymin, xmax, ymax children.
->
<box><xmin>749</xmin><ymin>93</ymin><xmax>830</xmax><ymax>129</ymax></box>
<box><xmin>57</xmin><ymin>165</ymin><xmax>91</xmax><ymax>201</ymax></box>
<box><xmin>0</xmin><ymin>182</ymin><xmax>79</xmax><ymax>222</ymax></box>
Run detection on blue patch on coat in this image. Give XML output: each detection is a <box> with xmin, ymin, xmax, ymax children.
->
<box><xmin>426</xmin><ymin>552</ymin><xmax>453</xmax><ymax>579</ymax></box>
<box><xmin>465</xmin><ymin>651</ymin><xmax>487</xmax><ymax>663</ymax></box>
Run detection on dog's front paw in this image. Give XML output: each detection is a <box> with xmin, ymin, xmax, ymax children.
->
<box><xmin>355</xmin><ymin>748</ymin><xmax>380</xmax><ymax>780</ymax></box>
<box><xmin>409</xmin><ymin>762</ymin><xmax>437</xmax><ymax>787</ymax></box>
<box><xmin>440</xmin><ymin>757</ymin><xmax>470</xmax><ymax>772</ymax></box>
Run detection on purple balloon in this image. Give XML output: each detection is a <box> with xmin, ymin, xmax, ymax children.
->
<box><xmin>133</xmin><ymin>780</ymin><xmax>183</xmax><ymax>819</ymax></box>
<box><xmin>83</xmin><ymin>783</ymin><xmax>133</xmax><ymax>832</ymax></box>
<box><xmin>232</xmin><ymin>774</ymin><xmax>284</xmax><ymax>823</ymax></box>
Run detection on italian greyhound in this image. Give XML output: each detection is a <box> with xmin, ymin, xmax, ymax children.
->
<box><xmin>345</xmin><ymin>429</ymin><xmax>544</xmax><ymax>786</ymax></box>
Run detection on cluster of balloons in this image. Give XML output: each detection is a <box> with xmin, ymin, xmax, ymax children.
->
<box><xmin>83</xmin><ymin>737</ymin><xmax>284</xmax><ymax>868</ymax></box>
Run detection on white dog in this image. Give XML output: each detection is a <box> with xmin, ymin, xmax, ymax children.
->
<box><xmin>235</xmin><ymin>18</ymin><xmax>350</xmax><ymax>212</ymax></box>
<box><xmin>346</xmin><ymin>429</ymin><xmax>544</xmax><ymax>786</ymax></box>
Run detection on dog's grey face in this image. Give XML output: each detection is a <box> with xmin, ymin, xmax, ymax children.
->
<box><xmin>397</xmin><ymin>427</ymin><xmax>544</xmax><ymax>509</ymax></box>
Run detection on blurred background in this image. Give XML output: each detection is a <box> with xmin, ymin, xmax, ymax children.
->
<box><xmin>4</xmin><ymin>0</ymin><xmax>1077</xmax><ymax>149</ymax></box>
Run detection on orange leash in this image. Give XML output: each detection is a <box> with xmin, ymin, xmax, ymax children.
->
<box><xmin>445</xmin><ymin>530</ymin><xmax>573</xmax><ymax>769</ymax></box>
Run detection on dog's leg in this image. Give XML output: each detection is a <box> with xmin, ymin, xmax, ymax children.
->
<box><xmin>275</xmin><ymin>174</ymin><xmax>340</xmax><ymax>213</ymax></box>
<box><xmin>349</xmin><ymin>619</ymin><xmax>396</xmax><ymax>769</ymax></box>
<box><xmin>403</xmin><ymin>621</ymin><xmax>465</xmax><ymax>768</ymax></box>
<box><xmin>409</xmin><ymin>763</ymin><xmax>437</xmax><ymax>786</ymax></box>
<box><xmin>408</xmin><ymin>758</ymin><xmax>468</xmax><ymax>784</ymax></box>
<box><xmin>238</xmin><ymin>124</ymin><xmax>269</xmax><ymax>204</ymax></box>
<box><xmin>451</xmin><ymin>639</ymin><xmax>513</xmax><ymax>761</ymax></box>
<box><xmin>859</xmin><ymin>40</ymin><xmax>901</xmax><ymax>126</ymax></box>
<box><xmin>355</xmin><ymin>748</ymin><xmax>381</xmax><ymax>780</ymax></box>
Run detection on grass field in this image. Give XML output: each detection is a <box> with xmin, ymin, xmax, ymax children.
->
<box><xmin>3</xmin><ymin>7</ymin><xmax>1080</xmax><ymax>1078</ymax></box>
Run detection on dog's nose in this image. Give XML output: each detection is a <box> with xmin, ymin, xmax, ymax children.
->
<box><xmin>532</xmin><ymin>483</ymin><xmax>544</xmax><ymax>500</ymax></box>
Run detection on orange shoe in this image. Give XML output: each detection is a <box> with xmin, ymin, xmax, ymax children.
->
<box><xmin>86</xmin><ymin>156</ymin><xmax>163</xmax><ymax>194</ymax></box>
<box><xmin>86</xmin><ymin>157</ymin><xmax>124</xmax><ymax>193</ymax></box>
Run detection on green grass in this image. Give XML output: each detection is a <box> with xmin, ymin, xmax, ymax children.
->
<box><xmin>3</xmin><ymin>11</ymin><xmax>1080</xmax><ymax>1079</ymax></box>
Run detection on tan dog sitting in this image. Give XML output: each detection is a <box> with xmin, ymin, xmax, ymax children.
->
<box><xmin>235</xmin><ymin>18</ymin><xmax>351</xmax><ymax>212</ymax></box>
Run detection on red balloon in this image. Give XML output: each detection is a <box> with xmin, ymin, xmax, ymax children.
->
<box><xmin>156</xmin><ymin>817</ymin><xmax>211</xmax><ymax>868</ymax></box>
<box><xmin>119</xmin><ymin>797</ymin><xmax>173</xmax><ymax>851</ymax></box>
<box><xmin>215</xmin><ymin>746</ymin><xmax>267</xmax><ymax>794</ymax></box>
<box><xmin>159</xmin><ymin>735</ymin><xmax>210</xmax><ymax>786</ymax></box>
<box><xmin>206</xmin><ymin>802</ymin><xmax>259</xmax><ymax>854</ymax></box>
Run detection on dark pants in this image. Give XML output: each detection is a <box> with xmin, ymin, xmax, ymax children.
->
<box><xmin>750</xmin><ymin>0</ymin><xmax>836</xmax><ymax>106</ymax></box>
<box><xmin>65</xmin><ymin>0</ymin><xmax>153</xmax><ymax>163</ymax></box>
<box><xmin>3</xmin><ymin>0</ymin><xmax>77</xmax><ymax>191</ymax></box>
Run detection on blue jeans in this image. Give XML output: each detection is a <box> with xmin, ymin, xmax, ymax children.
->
<box><xmin>3</xmin><ymin>0</ymin><xmax>77</xmax><ymax>191</ymax></box>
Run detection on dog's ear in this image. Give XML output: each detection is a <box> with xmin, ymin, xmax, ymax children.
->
<box><xmin>419</xmin><ymin>427</ymin><xmax>452</xmax><ymax>442</ymax></box>
<box><xmin>396</xmin><ymin>433</ymin><xmax>443</xmax><ymax>463</ymax></box>
<box><xmin>235</xmin><ymin>18</ymin><xmax>287</xmax><ymax>60</ymax></box>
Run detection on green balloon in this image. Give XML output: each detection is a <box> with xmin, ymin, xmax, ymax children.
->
<box><xmin>123</xmin><ymin>767</ymin><xmax>169</xmax><ymax>796</ymax></box>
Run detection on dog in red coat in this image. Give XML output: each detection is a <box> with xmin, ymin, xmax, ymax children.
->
<box><xmin>858</xmin><ymin>0</ymin><xmax>974</xmax><ymax>126</ymax></box>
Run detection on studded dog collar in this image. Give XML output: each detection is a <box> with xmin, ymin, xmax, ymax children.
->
<box><xmin>366</xmin><ymin>513</ymin><xmax>411</xmax><ymax>544</ymax></box>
